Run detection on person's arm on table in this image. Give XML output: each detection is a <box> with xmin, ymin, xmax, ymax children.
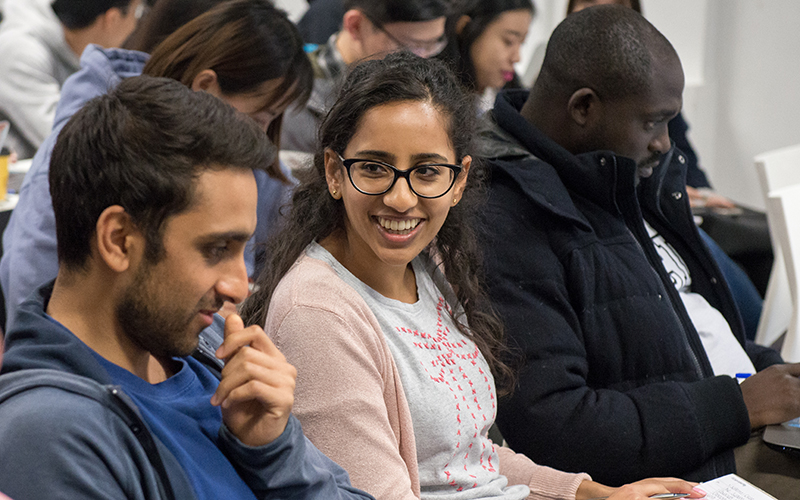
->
<box><xmin>739</xmin><ymin>362</ymin><xmax>800</xmax><ymax>429</ymax></box>
<box><xmin>496</xmin><ymin>445</ymin><xmax>589</xmax><ymax>499</ymax></box>
<box><xmin>495</xmin><ymin>409</ymin><xmax>703</xmax><ymax>500</ymax></box>
<box><xmin>576</xmin><ymin>478</ymin><xmax>704</xmax><ymax>500</ymax></box>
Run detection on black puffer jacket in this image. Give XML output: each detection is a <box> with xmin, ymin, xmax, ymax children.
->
<box><xmin>481</xmin><ymin>90</ymin><xmax>781</xmax><ymax>486</ymax></box>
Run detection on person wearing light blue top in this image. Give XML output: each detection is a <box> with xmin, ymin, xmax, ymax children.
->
<box><xmin>0</xmin><ymin>0</ymin><xmax>311</xmax><ymax>329</ymax></box>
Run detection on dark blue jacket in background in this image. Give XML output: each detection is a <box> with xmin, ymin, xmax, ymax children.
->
<box><xmin>480</xmin><ymin>90</ymin><xmax>781</xmax><ymax>486</ymax></box>
<box><xmin>669</xmin><ymin>112</ymin><xmax>710</xmax><ymax>189</ymax></box>
<box><xmin>0</xmin><ymin>283</ymin><xmax>373</xmax><ymax>500</ymax></box>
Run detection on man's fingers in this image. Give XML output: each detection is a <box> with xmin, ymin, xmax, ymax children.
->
<box><xmin>217</xmin><ymin>317</ymin><xmax>281</xmax><ymax>360</ymax></box>
<box><xmin>219</xmin><ymin>380</ymin><xmax>295</xmax><ymax>412</ymax></box>
<box><xmin>224</xmin><ymin>312</ymin><xmax>245</xmax><ymax>335</ymax></box>
<box><xmin>779</xmin><ymin>362</ymin><xmax>800</xmax><ymax>376</ymax></box>
<box><xmin>211</xmin><ymin>349</ymin><xmax>296</xmax><ymax>406</ymax></box>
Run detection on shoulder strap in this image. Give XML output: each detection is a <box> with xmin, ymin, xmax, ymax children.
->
<box><xmin>0</xmin><ymin>369</ymin><xmax>179</xmax><ymax>500</ymax></box>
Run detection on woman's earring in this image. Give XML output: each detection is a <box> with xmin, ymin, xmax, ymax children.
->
<box><xmin>331</xmin><ymin>189</ymin><xmax>338</xmax><ymax>199</ymax></box>
<box><xmin>452</xmin><ymin>198</ymin><xmax>458</xmax><ymax>205</ymax></box>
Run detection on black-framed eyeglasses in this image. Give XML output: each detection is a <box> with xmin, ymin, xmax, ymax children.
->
<box><xmin>361</xmin><ymin>12</ymin><xmax>448</xmax><ymax>58</ymax></box>
<box><xmin>338</xmin><ymin>154</ymin><xmax>462</xmax><ymax>199</ymax></box>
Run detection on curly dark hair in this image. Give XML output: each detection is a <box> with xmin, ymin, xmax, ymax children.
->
<box><xmin>241</xmin><ymin>51</ymin><xmax>515</xmax><ymax>394</ymax></box>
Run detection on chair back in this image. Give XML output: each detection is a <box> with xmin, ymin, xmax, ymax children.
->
<box><xmin>765</xmin><ymin>183</ymin><xmax>800</xmax><ymax>361</ymax></box>
<box><xmin>754</xmin><ymin>144</ymin><xmax>800</xmax><ymax>349</ymax></box>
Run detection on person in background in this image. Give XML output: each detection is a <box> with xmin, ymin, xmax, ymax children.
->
<box><xmin>0</xmin><ymin>337</ymin><xmax>8</xmax><ymax>500</ymax></box>
<box><xmin>0</xmin><ymin>0</ymin><xmax>145</xmax><ymax>159</ymax></box>
<box><xmin>243</xmin><ymin>51</ymin><xmax>704</xmax><ymax>500</ymax></box>
<box><xmin>0</xmin><ymin>0</ymin><xmax>313</xmax><ymax>329</ymax></box>
<box><xmin>439</xmin><ymin>0</ymin><xmax>534</xmax><ymax>111</ymax></box>
<box><xmin>0</xmin><ymin>75</ymin><xmax>372</xmax><ymax>500</ymax></box>
<box><xmin>281</xmin><ymin>0</ymin><xmax>450</xmax><ymax>154</ymax></box>
<box><xmin>297</xmin><ymin>0</ymin><xmax>346</xmax><ymax>45</ymax></box>
<box><xmin>480</xmin><ymin>6</ymin><xmax>800</xmax><ymax>497</ymax></box>
<box><xmin>567</xmin><ymin>0</ymin><xmax>764</xmax><ymax>339</ymax></box>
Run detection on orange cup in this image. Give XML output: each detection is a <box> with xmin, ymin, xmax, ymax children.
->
<box><xmin>0</xmin><ymin>153</ymin><xmax>8</xmax><ymax>201</ymax></box>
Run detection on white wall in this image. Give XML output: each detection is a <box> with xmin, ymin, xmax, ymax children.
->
<box><xmin>700</xmin><ymin>0</ymin><xmax>800</xmax><ymax>209</ymax></box>
<box><xmin>273</xmin><ymin>0</ymin><xmax>308</xmax><ymax>23</ymax></box>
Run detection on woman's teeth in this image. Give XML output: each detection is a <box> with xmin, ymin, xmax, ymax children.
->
<box><xmin>378</xmin><ymin>217</ymin><xmax>420</xmax><ymax>232</ymax></box>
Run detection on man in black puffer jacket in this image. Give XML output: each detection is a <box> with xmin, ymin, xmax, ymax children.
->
<box><xmin>480</xmin><ymin>5</ymin><xmax>800</xmax><ymax>497</ymax></box>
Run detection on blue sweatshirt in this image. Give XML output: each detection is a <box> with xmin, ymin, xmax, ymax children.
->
<box><xmin>0</xmin><ymin>283</ymin><xmax>374</xmax><ymax>500</ymax></box>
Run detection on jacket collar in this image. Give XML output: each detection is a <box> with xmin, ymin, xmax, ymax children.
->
<box><xmin>1</xmin><ymin>282</ymin><xmax>114</xmax><ymax>383</ymax></box>
<box><xmin>2</xmin><ymin>282</ymin><xmax>226</xmax><ymax>381</ymax></box>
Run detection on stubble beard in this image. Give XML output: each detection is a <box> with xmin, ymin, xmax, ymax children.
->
<box><xmin>115</xmin><ymin>263</ymin><xmax>213</xmax><ymax>359</ymax></box>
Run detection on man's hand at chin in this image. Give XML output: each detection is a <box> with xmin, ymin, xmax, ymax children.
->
<box><xmin>211</xmin><ymin>313</ymin><xmax>297</xmax><ymax>447</ymax></box>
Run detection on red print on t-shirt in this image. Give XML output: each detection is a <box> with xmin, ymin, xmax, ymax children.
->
<box><xmin>394</xmin><ymin>297</ymin><xmax>497</xmax><ymax>491</ymax></box>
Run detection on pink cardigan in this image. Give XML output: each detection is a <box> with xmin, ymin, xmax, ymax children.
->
<box><xmin>266</xmin><ymin>252</ymin><xmax>590</xmax><ymax>500</ymax></box>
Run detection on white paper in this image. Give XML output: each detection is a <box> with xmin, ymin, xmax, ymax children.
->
<box><xmin>700</xmin><ymin>474</ymin><xmax>777</xmax><ymax>500</ymax></box>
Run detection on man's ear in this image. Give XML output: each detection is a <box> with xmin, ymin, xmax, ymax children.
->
<box><xmin>95</xmin><ymin>205</ymin><xmax>141</xmax><ymax>273</ymax></box>
<box><xmin>190</xmin><ymin>69</ymin><xmax>220</xmax><ymax>95</ymax></box>
<box><xmin>342</xmin><ymin>9</ymin><xmax>367</xmax><ymax>41</ymax></box>
<box><xmin>566</xmin><ymin>88</ymin><xmax>600</xmax><ymax>127</ymax></box>
<box><xmin>98</xmin><ymin>6</ymin><xmax>123</xmax><ymax>29</ymax></box>
<box><xmin>323</xmin><ymin>148</ymin><xmax>344</xmax><ymax>199</ymax></box>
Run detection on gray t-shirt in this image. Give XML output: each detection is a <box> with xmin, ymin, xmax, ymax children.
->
<box><xmin>307</xmin><ymin>243</ymin><xmax>529</xmax><ymax>500</ymax></box>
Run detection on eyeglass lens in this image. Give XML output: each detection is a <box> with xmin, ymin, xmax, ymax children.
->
<box><xmin>369</xmin><ymin>15</ymin><xmax>446</xmax><ymax>58</ymax></box>
<box><xmin>349</xmin><ymin>161</ymin><xmax>455</xmax><ymax>197</ymax></box>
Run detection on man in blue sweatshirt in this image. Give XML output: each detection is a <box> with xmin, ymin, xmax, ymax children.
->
<box><xmin>0</xmin><ymin>75</ymin><xmax>372</xmax><ymax>500</ymax></box>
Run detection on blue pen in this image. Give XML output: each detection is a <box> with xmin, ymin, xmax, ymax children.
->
<box><xmin>735</xmin><ymin>373</ymin><xmax>752</xmax><ymax>383</ymax></box>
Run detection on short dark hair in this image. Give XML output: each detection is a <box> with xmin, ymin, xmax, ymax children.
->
<box><xmin>536</xmin><ymin>4</ymin><xmax>676</xmax><ymax>101</ymax></box>
<box><xmin>49</xmin><ymin>75</ymin><xmax>274</xmax><ymax>270</ymax></box>
<box><xmin>52</xmin><ymin>0</ymin><xmax>135</xmax><ymax>30</ymax></box>
<box><xmin>142</xmin><ymin>0</ymin><xmax>313</xmax><ymax>180</ymax></box>
<box><xmin>566</xmin><ymin>0</ymin><xmax>642</xmax><ymax>15</ymax></box>
<box><xmin>343</xmin><ymin>0</ymin><xmax>451</xmax><ymax>24</ymax></box>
